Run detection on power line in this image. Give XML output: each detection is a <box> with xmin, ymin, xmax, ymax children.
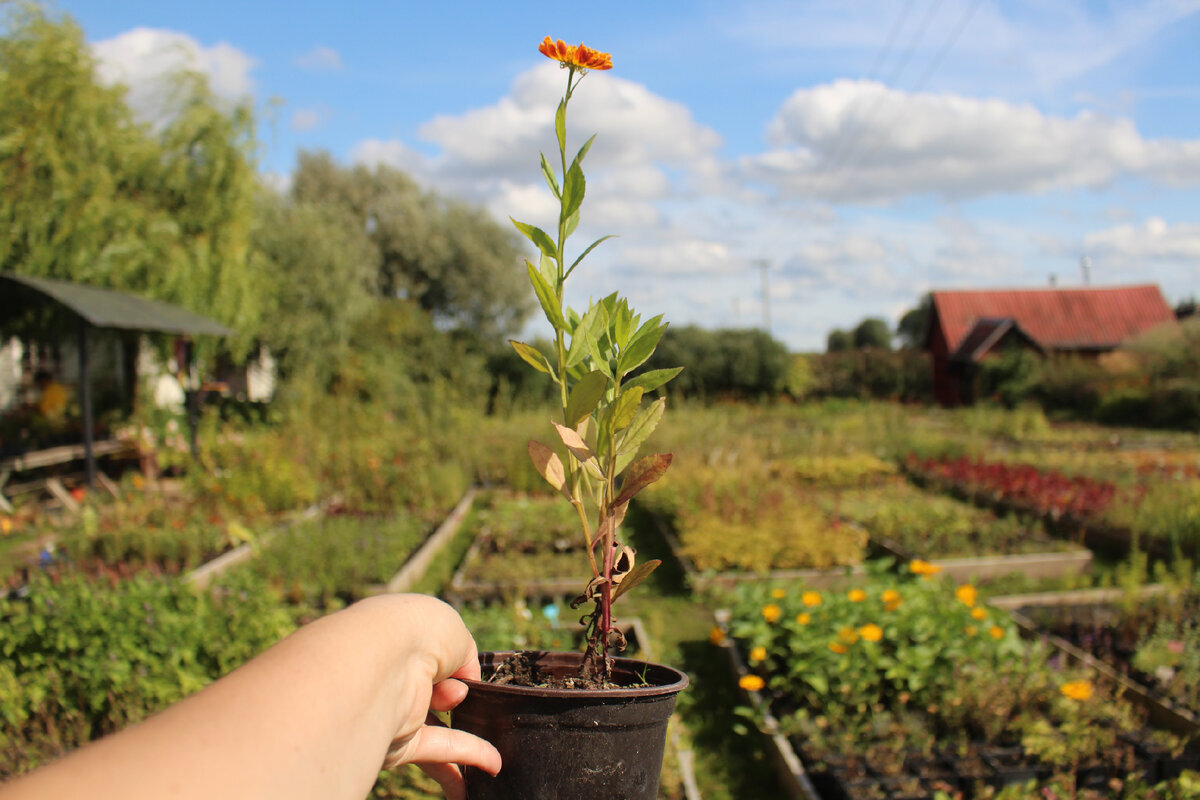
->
<box><xmin>822</xmin><ymin>0</ymin><xmax>944</xmax><ymax>175</ymax></box>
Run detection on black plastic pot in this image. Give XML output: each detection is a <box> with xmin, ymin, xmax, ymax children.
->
<box><xmin>452</xmin><ymin>651</ymin><xmax>688</xmax><ymax>800</ymax></box>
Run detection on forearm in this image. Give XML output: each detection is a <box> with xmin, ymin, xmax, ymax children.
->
<box><xmin>1</xmin><ymin>594</ymin><xmax>441</xmax><ymax>800</ymax></box>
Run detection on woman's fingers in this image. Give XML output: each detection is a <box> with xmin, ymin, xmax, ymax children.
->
<box><xmin>415</xmin><ymin>761</ymin><xmax>466</xmax><ymax>800</ymax></box>
<box><xmin>429</xmin><ymin>678</ymin><xmax>469</xmax><ymax>712</ymax></box>
<box><xmin>404</xmin><ymin>722</ymin><xmax>501</xmax><ymax>777</ymax></box>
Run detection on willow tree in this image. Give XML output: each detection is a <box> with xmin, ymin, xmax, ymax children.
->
<box><xmin>0</xmin><ymin>4</ymin><xmax>265</xmax><ymax>355</ymax></box>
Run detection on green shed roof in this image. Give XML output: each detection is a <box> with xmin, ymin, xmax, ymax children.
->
<box><xmin>1</xmin><ymin>273</ymin><xmax>231</xmax><ymax>336</ymax></box>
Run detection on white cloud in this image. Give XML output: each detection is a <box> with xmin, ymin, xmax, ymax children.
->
<box><xmin>742</xmin><ymin>79</ymin><xmax>1200</xmax><ymax>203</ymax></box>
<box><xmin>92</xmin><ymin>28</ymin><xmax>256</xmax><ymax>121</ymax></box>
<box><xmin>350</xmin><ymin>138</ymin><xmax>433</xmax><ymax>178</ymax></box>
<box><xmin>290</xmin><ymin>106</ymin><xmax>331</xmax><ymax>132</ymax></box>
<box><xmin>1085</xmin><ymin>218</ymin><xmax>1200</xmax><ymax>262</ymax></box>
<box><xmin>296</xmin><ymin>45</ymin><xmax>343</xmax><ymax>71</ymax></box>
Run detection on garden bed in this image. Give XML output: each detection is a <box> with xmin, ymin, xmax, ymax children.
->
<box><xmin>716</xmin><ymin>567</ymin><xmax>1200</xmax><ymax>799</ymax></box>
<box><xmin>446</xmin><ymin>491</ymin><xmax>592</xmax><ymax>603</ymax></box>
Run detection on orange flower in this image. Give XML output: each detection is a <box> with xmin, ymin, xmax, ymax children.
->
<box><xmin>761</xmin><ymin>603</ymin><xmax>782</xmax><ymax>623</ymax></box>
<box><xmin>909</xmin><ymin>559</ymin><xmax>942</xmax><ymax>579</ymax></box>
<box><xmin>847</xmin><ymin>588</ymin><xmax>867</xmax><ymax>603</ymax></box>
<box><xmin>971</xmin><ymin>607</ymin><xmax>988</xmax><ymax>621</ymax></box>
<box><xmin>828</xmin><ymin>641</ymin><xmax>848</xmax><ymax>654</ymax></box>
<box><xmin>965</xmin><ymin>625</ymin><xmax>978</xmax><ymax>636</ymax></box>
<box><xmin>955</xmin><ymin>584</ymin><xmax>977</xmax><ymax>608</ymax></box>
<box><xmin>771</xmin><ymin>587</ymin><xmax>786</xmax><ymax>599</ymax></box>
<box><xmin>1060</xmin><ymin>680</ymin><xmax>1094</xmax><ymax>701</ymax></box>
<box><xmin>708</xmin><ymin>627</ymin><xmax>726</xmax><ymax>646</ymax></box>
<box><xmin>838</xmin><ymin>626</ymin><xmax>859</xmax><ymax>645</ymax></box>
<box><xmin>859</xmin><ymin>623</ymin><xmax>883</xmax><ymax>642</ymax></box>
<box><xmin>795</xmin><ymin>612</ymin><xmax>812</xmax><ymax>626</ymax></box>
<box><xmin>0</xmin><ymin>518</ymin><xmax>11</xmax><ymax>536</ymax></box>
<box><xmin>739</xmin><ymin>674</ymin><xmax>765</xmax><ymax>692</ymax></box>
<box><xmin>801</xmin><ymin>591</ymin><xmax>822</xmax><ymax>607</ymax></box>
<box><xmin>989</xmin><ymin>625</ymin><xmax>1005</xmax><ymax>640</ymax></box>
<box><xmin>538</xmin><ymin>37</ymin><xmax>613</xmax><ymax>71</ymax></box>
<box><xmin>749</xmin><ymin>646</ymin><xmax>767</xmax><ymax>662</ymax></box>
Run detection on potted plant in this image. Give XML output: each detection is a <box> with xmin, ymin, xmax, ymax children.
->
<box><xmin>450</xmin><ymin>37</ymin><xmax>688</xmax><ymax>799</ymax></box>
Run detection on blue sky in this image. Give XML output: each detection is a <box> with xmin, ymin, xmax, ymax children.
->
<box><xmin>55</xmin><ymin>0</ymin><xmax>1200</xmax><ymax>350</ymax></box>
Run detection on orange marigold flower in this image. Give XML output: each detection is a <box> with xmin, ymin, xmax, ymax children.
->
<box><xmin>859</xmin><ymin>623</ymin><xmax>883</xmax><ymax>642</ymax></box>
<box><xmin>538</xmin><ymin>37</ymin><xmax>613</xmax><ymax>71</ymax></box>
<box><xmin>0</xmin><ymin>518</ymin><xmax>11</xmax><ymax>535</ymax></box>
<box><xmin>708</xmin><ymin>627</ymin><xmax>726</xmax><ymax>646</ymax></box>
<box><xmin>801</xmin><ymin>591</ymin><xmax>822</xmax><ymax>607</ymax></box>
<box><xmin>847</xmin><ymin>588</ymin><xmax>867</xmax><ymax>603</ymax></box>
<box><xmin>749</xmin><ymin>646</ymin><xmax>767</xmax><ymax>662</ymax></box>
<box><xmin>965</xmin><ymin>625</ymin><xmax>978</xmax><ymax>636</ymax></box>
<box><xmin>795</xmin><ymin>612</ymin><xmax>812</xmax><ymax>626</ymax></box>
<box><xmin>838</xmin><ymin>626</ymin><xmax>859</xmax><ymax>645</ymax></box>
<box><xmin>909</xmin><ymin>559</ymin><xmax>942</xmax><ymax>578</ymax></box>
<box><xmin>881</xmin><ymin>589</ymin><xmax>901</xmax><ymax>605</ymax></box>
<box><xmin>1060</xmin><ymin>680</ymin><xmax>1094</xmax><ymax>701</ymax></box>
<box><xmin>761</xmin><ymin>603</ymin><xmax>782</xmax><ymax>623</ymax></box>
<box><xmin>829</xmin><ymin>641</ymin><xmax>848</xmax><ymax>654</ymax></box>
<box><xmin>989</xmin><ymin>625</ymin><xmax>1005</xmax><ymax>639</ymax></box>
<box><xmin>739</xmin><ymin>674</ymin><xmax>765</xmax><ymax>692</ymax></box>
<box><xmin>971</xmin><ymin>607</ymin><xmax>988</xmax><ymax>621</ymax></box>
<box><xmin>955</xmin><ymin>584</ymin><xmax>977</xmax><ymax>607</ymax></box>
<box><xmin>771</xmin><ymin>587</ymin><xmax>786</xmax><ymax>599</ymax></box>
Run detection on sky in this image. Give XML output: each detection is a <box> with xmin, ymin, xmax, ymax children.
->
<box><xmin>52</xmin><ymin>0</ymin><xmax>1200</xmax><ymax>351</ymax></box>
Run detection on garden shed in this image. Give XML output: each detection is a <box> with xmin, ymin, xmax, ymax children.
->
<box><xmin>925</xmin><ymin>284</ymin><xmax>1178</xmax><ymax>406</ymax></box>
<box><xmin>0</xmin><ymin>272</ymin><xmax>230</xmax><ymax>502</ymax></box>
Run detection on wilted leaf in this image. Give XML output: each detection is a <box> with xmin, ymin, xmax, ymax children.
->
<box><xmin>613</xmin><ymin>559</ymin><xmax>660</xmax><ymax>602</ymax></box>
<box><xmin>528</xmin><ymin>440</ymin><xmax>566</xmax><ymax>493</ymax></box>
<box><xmin>553</xmin><ymin>422</ymin><xmax>596</xmax><ymax>464</ymax></box>
<box><xmin>612</xmin><ymin>453</ymin><xmax>673</xmax><ymax>509</ymax></box>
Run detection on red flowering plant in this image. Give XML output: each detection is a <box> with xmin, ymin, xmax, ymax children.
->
<box><xmin>508</xmin><ymin>38</ymin><xmax>680</xmax><ymax>685</ymax></box>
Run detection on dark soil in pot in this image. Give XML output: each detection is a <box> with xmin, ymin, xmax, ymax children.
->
<box><xmin>452</xmin><ymin>650</ymin><xmax>688</xmax><ymax>800</ymax></box>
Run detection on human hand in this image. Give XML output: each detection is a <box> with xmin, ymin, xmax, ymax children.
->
<box><xmin>375</xmin><ymin>595</ymin><xmax>501</xmax><ymax>800</ymax></box>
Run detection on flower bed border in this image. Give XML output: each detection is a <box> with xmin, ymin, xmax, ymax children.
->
<box><xmin>871</xmin><ymin>534</ymin><xmax>1094</xmax><ymax>583</ymax></box>
<box><xmin>381</xmin><ymin>488</ymin><xmax>477</xmax><ymax>594</ymax></box>
<box><xmin>711</xmin><ymin>609</ymin><xmax>826</xmax><ymax>800</ymax></box>
<box><xmin>992</xmin><ymin>586</ymin><xmax>1200</xmax><ymax>740</ymax></box>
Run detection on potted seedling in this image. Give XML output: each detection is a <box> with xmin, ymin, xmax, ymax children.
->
<box><xmin>451</xmin><ymin>37</ymin><xmax>688</xmax><ymax>799</ymax></box>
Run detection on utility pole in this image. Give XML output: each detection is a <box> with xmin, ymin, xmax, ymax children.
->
<box><xmin>755</xmin><ymin>259</ymin><xmax>771</xmax><ymax>334</ymax></box>
<box><xmin>1081</xmin><ymin>255</ymin><xmax>1092</xmax><ymax>286</ymax></box>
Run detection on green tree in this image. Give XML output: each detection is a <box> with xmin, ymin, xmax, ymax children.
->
<box><xmin>853</xmin><ymin>317</ymin><xmax>893</xmax><ymax>350</ymax></box>
<box><xmin>897</xmin><ymin>294</ymin><xmax>932</xmax><ymax>349</ymax></box>
<box><xmin>826</xmin><ymin>328</ymin><xmax>853</xmax><ymax>352</ymax></box>
<box><xmin>0</xmin><ymin>4</ymin><xmax>265</xmax><ymax>355</ymax></box>
<box><xmin>289</xmin><ymin>151</ymin><xmax>531</xmax><ymax>337</ymax></box>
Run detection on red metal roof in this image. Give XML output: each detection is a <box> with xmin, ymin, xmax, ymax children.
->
<box><xmin>931</xmin><ymin>285</ymin><xmax>1177</xmax><ymax>354</ymax></box>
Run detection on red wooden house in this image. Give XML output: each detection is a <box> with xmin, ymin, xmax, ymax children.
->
<box><xmin>926</xmin><ymin>284</ymin><xmax>1178</xmax><ymax>406</ymax></box>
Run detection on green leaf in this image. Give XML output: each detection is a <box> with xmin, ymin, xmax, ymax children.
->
<box><xmin>573</xmin><ymin>134</ymin><xmax>596</xmax><ymax>168</ymax></box>
<box><xmin>526</xmin><ymin>260</ymin><xmax>567</xmax><ymax>331</ymax></box>
<box><xmin>609</xmin><ymin>386</ymin><xmax>644</xmax><ymax>432</ymax></box>
<box><xmin>613</xmin><ymin>301</ymin><xmax>633</xmax><ymax>349</ymax></box>
<box><xmin>562</xmin><ymin>160</ymin><xmax>586</xmax><ymax>221</ymax></box>
<box><xmin>511</xmin><ymin>219</ymin><xmax>557</xmax><ymax>261</ymax></box>
<box><xmin>564</xmin><ymin>235</ymin><xmax>617</xmax><ymax>279</ymax></box>
<box><xmin>616</xmin><ymin>396</ymin><xmax>665</xmax><ymax>457</ymax></box>
<box><xmin>565</xmin><ymin>370</ymin><xmax>609</xmax><ymax>427</ymax></box>
<box><xmin>540</xmin><ymin>153</ymin><xmax>561</xmax><ymax>199</ymax></box>
<box><xmin>565</xmin><ymin>305</ymin><xmax>599</xmax><ymax>369</ymax></box>
<box><xmin>555</xmin><ymin>99</ymin><xmax>567</xmax><ymax>154</ymax></box>
<box><xmin>510</xmin><ymin>340</ymin><xmax>555</xmax><ymax>377</ymax></box>
<box><xmin>624</xmin><ymin>367</ymin><xmax>682</xmax><ymax>394</ymax></box>
<box><xmin>617</xmin><ymin>316</ymin><xmax>667</xmax><ymax>377</ymax></box>
<box><xmin>539</xmin><ymin>252</ymin><xmax>558</xmax><ymax>289</ymax></box>
<box><xmin>562</xmin><ymin>208</ymin><xmax>580</xmax><ymax>240</ymax></box>
<box><xmin>612</xmin><ymin>453</ymin><xmax>673</xmax><ymax>509</ymax></box>
<box><xmin>612</xmin><ymin>559</ymin><xmax>660</xmax><ymax>602</ymax></box>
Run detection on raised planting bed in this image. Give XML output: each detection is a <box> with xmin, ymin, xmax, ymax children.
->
<box><xmin>1000</xmin><ymin>585</ymin><xmax>1200</xmax><ymax>731</ymax></box>
<box><xmin>237</xmin><ymin>510</ymin><xmax>432</xmax><ymax>611</ymax></box>
<box><xmin>716</xmin><ymin>565</ymin><xmax>1200</xmax><ymax>799</ymax></box>
<box><xmin>635</xmin><ymin>459</ymin><xmax>869</xmax><ymax>591</ymax></box>
<box><xmin>808</xmin><ymin>481</ymin><xmax>1093</xmax><ymax>584</ymax></box>
<box><xmin>446</xmin><ymin>491</ymin><xmax>593</xmax><ymax>603</ymax></box>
